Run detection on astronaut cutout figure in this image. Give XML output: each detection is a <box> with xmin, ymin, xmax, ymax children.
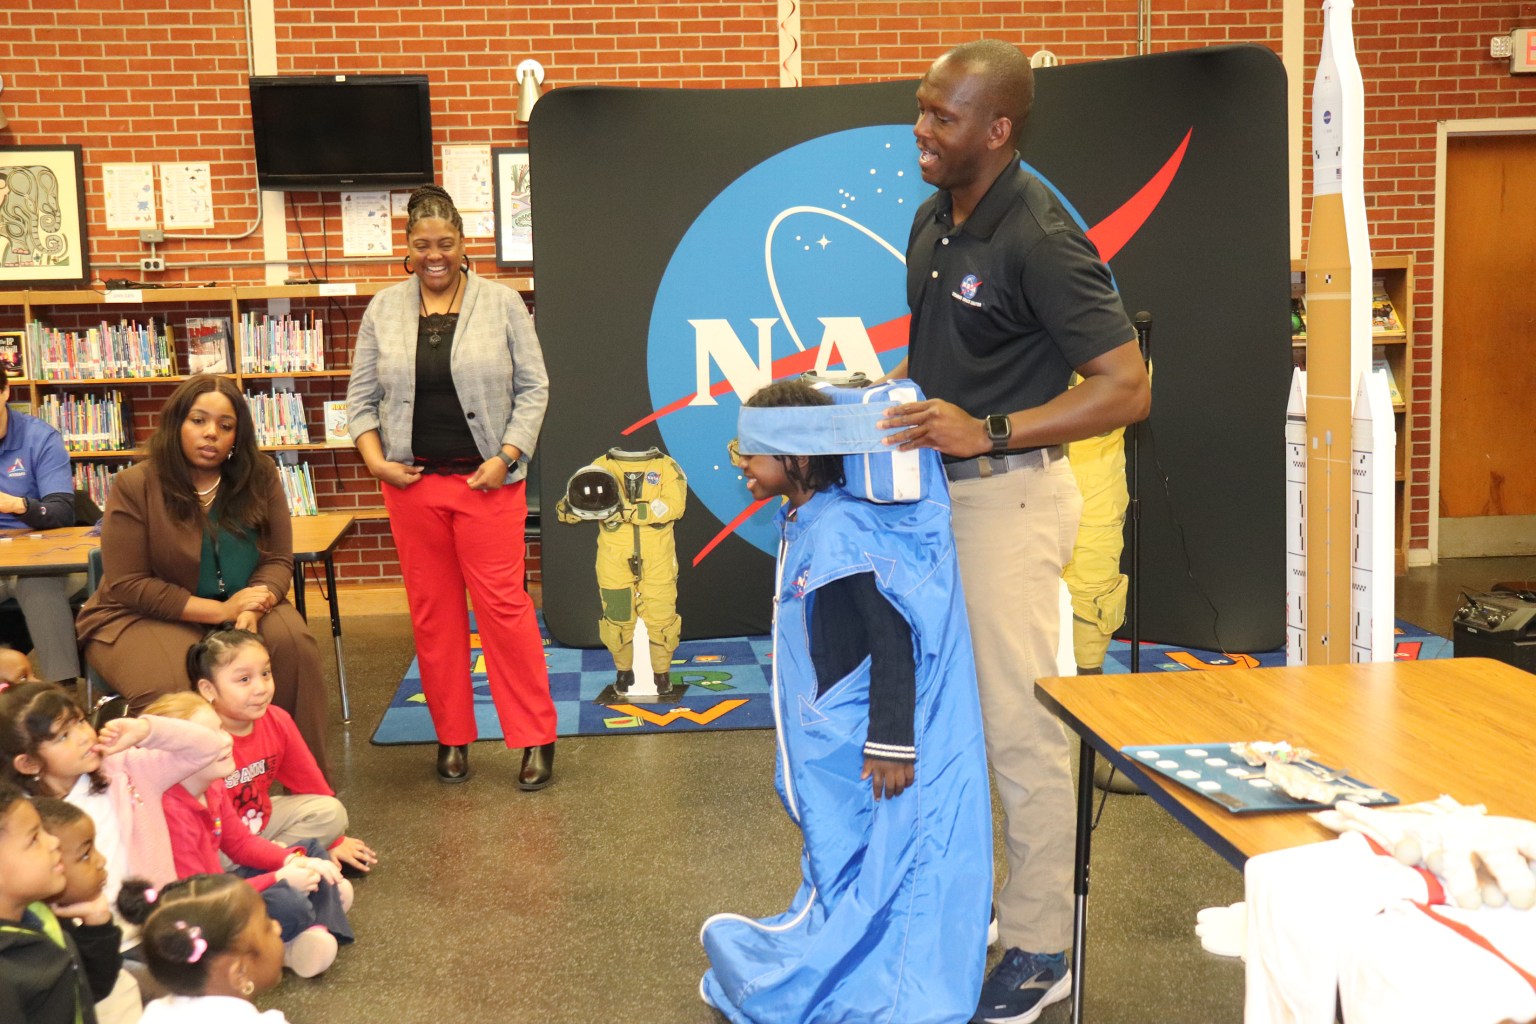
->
<box><xmin>555</xmin><ymin>447</ymin><xmax>688</xmax><ymax>702</ymax></box>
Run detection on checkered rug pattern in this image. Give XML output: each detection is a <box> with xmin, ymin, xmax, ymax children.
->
<box><xmin>370</xmin><ymin>615</ymin><xmax>775</xmax><ymax>743</ymax></box>
<box><xmin>371</xmin><ymin>617</ymin><xmax>1451</xmax><ymax>744</ymax></box>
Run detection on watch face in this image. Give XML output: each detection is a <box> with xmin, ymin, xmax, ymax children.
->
<box><xmin>987</xmin><ymin>415</ymin><xmax>1010</xmax><ymax>441</ymax></box>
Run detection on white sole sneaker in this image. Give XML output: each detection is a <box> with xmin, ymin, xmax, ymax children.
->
<box><xmin>978</xmin><ymin>973</ymin><xmax>1072</xmax><ymax>1024</ymax></box>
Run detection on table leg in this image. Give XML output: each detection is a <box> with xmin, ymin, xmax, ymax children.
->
<box><xmin>293</xmin><ymin>562</ymin><xmax>308</xmax><ymax>621</ymax></box>
<box><xmin>324</xmin><ymin>554</ymin><xmax>351</xmax><ymax>723</ymax></box>
<box><xmin>1071</xmin><ymin>738</ymin><xmax>1095</xmax><ymax>1024</ymax></box>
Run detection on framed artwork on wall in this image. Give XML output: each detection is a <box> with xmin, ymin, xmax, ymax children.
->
<box><xmin>492</xmin><ymin>146</ymin><xmax>533</xmax><ymax>269</ymax></box>
<box><xmin>0</xmin><ymin>145</ymin><xmax>91</xmax><ymax>287</ymax></box>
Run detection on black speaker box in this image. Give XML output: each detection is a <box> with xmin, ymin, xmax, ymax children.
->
<box><xmin>1453</xmin><ymin>590</ymin><xmax>1536</xmax><ymax>674</ymax></box>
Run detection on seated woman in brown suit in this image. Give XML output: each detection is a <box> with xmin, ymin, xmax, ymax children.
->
<box><xmin>76</xmin><ymin>374</ymin><xmax>330</xmax><ymax>775</ymax></box>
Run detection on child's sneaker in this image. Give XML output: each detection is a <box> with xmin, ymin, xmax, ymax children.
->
<box><xmin>283</xmin><ymin>926</ymin><xmax>338</xmax><ymax>978</ymax></box>
<box><xmin>971</xmin><ymin>948</ymin><xmax>1070</xmax><ymax>1024</ymax></box>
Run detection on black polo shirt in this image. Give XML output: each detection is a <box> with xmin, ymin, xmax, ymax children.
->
<box><xmin>905</xmin><ymin>161</ymin><xmax>1134</xmax><ymax>420</ymax></box>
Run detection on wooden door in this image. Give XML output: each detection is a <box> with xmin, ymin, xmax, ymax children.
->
<box><xmin>1440</xmin><ymin>133</ymin><xmax>1536</xmax><ymax>556</ymax></box>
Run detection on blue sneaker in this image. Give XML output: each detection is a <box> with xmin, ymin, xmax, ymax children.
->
<box><xmin>971</xmin><ymin>947</ymin><xmax>1071</xmax><ymax>1024</ymax></box>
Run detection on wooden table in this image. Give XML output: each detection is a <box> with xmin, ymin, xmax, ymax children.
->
<box><xmin>1034</xmin><ymin>657</ymin><xmax>1536</xmax><ymax>1024</ymax></box>
<box><xmin>0</xmin><ymin>513</ymin><xmax>358</xmax><ymax>722</ymax></box>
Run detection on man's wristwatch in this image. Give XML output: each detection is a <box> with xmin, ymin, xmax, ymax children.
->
<box><xmin>494</xmin><ymin>450</ymin><xmax>518</xmax><ymax>470</ymax></box>
<box><xmin>984</xmin><ymin>414</ymin><xmax>1011</xmax><ymax>453</ymax></box>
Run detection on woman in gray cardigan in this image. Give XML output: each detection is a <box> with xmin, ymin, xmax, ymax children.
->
<box><xmin>347</xmin><ymin>185</ymin><xmax>555</xmax><ymax>787</ymax></box>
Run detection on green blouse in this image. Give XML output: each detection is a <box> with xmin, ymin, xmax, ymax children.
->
<box><xmin>196</xmin><ymin>507</ymin><xmax>261</xmax><ymax>599</ymax></box>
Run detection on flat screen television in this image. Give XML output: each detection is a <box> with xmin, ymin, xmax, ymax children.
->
<box><xmin>249</xmin><ymin>74</ymin><xmax>434</xmax><ymax>191</ymax></box>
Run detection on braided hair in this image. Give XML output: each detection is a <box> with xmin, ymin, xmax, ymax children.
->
<box><xmin>118</xmin><ymin>874</ymin><xmax>260</xmax><ymax>995</ymax></box>
<box><xmin>405</xmin><ymin>184</ymin><xmax>463</xmax><ymax>237</ymax></box>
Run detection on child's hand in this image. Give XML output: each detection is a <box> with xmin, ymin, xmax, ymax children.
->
<box><xmin>94</xmin><ymin>716</ymin><xmax>151</xmax><ymax>755</ymax></box>
<box><xmin>302</xmin><ymin>856</ymin><xmax>343</xmax><ymax>886</ymax></box>
<box><xmin>52</xmin><ymin>894</ymin><xmax>113</xmax><ymax>926</ymax></box>
<box><xmin>276</xmin><ymin>862</ymin><xmax>321</xmax><ymax>893</ymax></box>
<box><xmin>330</xmin><ymin>836</ymin><xmax>378</xmax><ymax>873</ymax></box>
<box><xmin>861</xmin><ymin>757</ymin><xmax>915</xmax><ymax>801</ymax></box>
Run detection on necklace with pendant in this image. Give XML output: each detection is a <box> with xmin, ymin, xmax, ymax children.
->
<box><xmin>420</xmin><ymin>272</ymin><xmax>465</xmax><ymax>349</ymax></box>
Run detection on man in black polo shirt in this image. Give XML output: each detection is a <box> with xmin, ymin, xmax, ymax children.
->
<box><xmin>878</xmin><ymin>39</ymin><xmax>1150</xmax><ymax>1024</ymax></box>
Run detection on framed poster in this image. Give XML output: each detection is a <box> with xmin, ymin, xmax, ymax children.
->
<box><xmin>492</xmin><ymin>146</ymin><xmax>533</xmax><ymax>268</ymax></box>
<box><xmin>0</xmin><ymin>145</ymin><xmax>91</xmax><ymax>286</ymax></box>
<box><xmin>0</xmin><ymin>329</ymin><xmax>25</xmax><ymax>381</ymax></box>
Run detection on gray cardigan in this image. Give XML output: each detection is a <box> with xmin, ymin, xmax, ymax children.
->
<box><xmin>347</xmin><ymin>274</ymin><xmax>548</xmax><ymax>483</ymax></box>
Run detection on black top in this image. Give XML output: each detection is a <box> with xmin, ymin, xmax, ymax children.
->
<box><xmin>808</xmin><ymin>571</ymin><xmax>916</xmax><ymax>763</ymax></box>
<box><xmin>905</xmin><ymin>161</ymin><xmax>1134</xmax><ymax>420</ymax></box>
<box><xmin>411</xmin><ymin>314</ymin><xmax>480</xmax><ymax>462</ymax></box>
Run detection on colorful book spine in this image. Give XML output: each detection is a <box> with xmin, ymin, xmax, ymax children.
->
<box><xmin>36</xmin><ymin>391</ymin><xmax>132</xmax><ymax>452</ymax></box>
<box><xmin>72</xmin><ymin>461</ymin><xmax>131</xmax><ymax>509</ymax></box>
<box><xmin>238</xmin><ymin>313</ymin><xmax>325</xmax><ymax>373</ymax></box>
<box><xmin>276</xmin><ymin>460</ymin><xmax>319</xmax><ymax>516</ymax></box>
<box><xmin>26</xmin><ymin>319</ymin><xmax>173</xmax><ymax>379</ymax></box>
<box><xmin>246</xmin><ymin>390</ymin><xmax>312</xmax><ymax>446</ymax></box>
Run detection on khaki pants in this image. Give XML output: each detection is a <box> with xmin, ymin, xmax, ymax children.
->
<box><xmin>950</xmin><ymin>453</ymin><xmax>1082</xmax><ymax>954</ymax></box>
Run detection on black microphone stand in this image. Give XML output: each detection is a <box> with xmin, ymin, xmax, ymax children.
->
<box><xmin>1129</xmin><ymin>311</ymin><xmax>1151</xmax><ymax>672</ymax></box>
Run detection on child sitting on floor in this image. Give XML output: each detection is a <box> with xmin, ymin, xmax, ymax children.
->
<box><xmin>118</xmin><ymin>874</ymin><xmax>290</xmax><ymax>1023</ymax></box>
<box><xmin>0</xmin><ymin>681</ymin><xmax>228</xmax><ymax>894</ymax></box>
<box><xmin>0</xmin><ymin>780</ymin><xmax>121</xmax><ymax>1024</ymax></box>
<box><xmin>143</xmin><ymin>693</ymin><xmax>352</xmax><ymax>979</ymax></box>
<box><xmin>188</xmin><ymin>630</ymin><xmax>376</xmax><ymax>872</ymax></box>
<box><xmin>36</xmin><ymin>798</ymin><xmax>141</xmax><ymax>1024</ymax></box>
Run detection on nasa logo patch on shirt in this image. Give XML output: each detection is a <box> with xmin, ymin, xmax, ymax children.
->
<box><xmin>6</xmin><ymin>457</ymin><xmax>26</xmax><ymax>479</ymax></box>
<box><xmin>953</xmin><ymin>274</ymin><xmax>984</xmax><ymax>308</ymax></box>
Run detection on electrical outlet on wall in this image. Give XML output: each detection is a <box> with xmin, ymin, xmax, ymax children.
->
<box><xmin>139</xmin><ymin>257</ymin><xmax>165</xmax><ymax>272</ymax></box>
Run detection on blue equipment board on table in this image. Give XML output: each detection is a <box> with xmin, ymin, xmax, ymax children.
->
<box><xmin>1120</xmin><ymin>743</ymin><xmax>1401</xmax><ymax>814</ymax></box>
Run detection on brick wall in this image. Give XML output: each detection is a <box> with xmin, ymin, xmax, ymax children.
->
<box><xmin>4</xmin><ymin>0</ymin><xmax>1535</xmax><ymax>578</ymax></box>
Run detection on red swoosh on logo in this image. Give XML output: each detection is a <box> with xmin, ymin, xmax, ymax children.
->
<box><xmin>635</xmin><ymin>128</ymin><xmax>1192</xmax><ymax>564</ymax></box>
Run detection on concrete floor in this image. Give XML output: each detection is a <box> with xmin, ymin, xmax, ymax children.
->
<box><xmin>258</xmin><ymin>555</ymin><xmax>1534</xmax><ymax>1023</ymax></box>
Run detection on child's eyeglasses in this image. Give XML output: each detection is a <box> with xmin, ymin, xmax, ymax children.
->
<box><xmin>727</xmin><ymin>438</ymin><xmax>746</xmax><ymax>468</ymax></box>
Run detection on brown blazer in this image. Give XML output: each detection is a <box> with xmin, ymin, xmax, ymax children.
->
<box><xmin>76</xmin><ymin>460</ymin><xmax>296</xmax><ymax>645</ymax></box>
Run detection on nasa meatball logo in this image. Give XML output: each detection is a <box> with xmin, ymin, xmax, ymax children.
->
<box><xmin>632</xmin><ymin>124</ymin><xmax>1181</xmax><ymax>563</ymax></box>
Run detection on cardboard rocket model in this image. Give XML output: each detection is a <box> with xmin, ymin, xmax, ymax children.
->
<box><xmin>1287</xmin><ymin>0</ymin><xmax>1395</xmax><ymax>665</ymax></box>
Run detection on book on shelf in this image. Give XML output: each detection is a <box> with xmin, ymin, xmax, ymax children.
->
<box><xmin>323</xmin><ymin>401</ymin><xmax>350</xmax><ymax>446</ymax></box>
<box><xmin>1372</xmin><ymin>355</ymin><xmax>1403</xmax><ymax>407</ymax></box>
<box><xmin>37</xmin><ymin>391</ymin><xmax>134</xmax><ymax>452</ymax></box>
<box><xmin>28</xmin><ymin>319</ymin><xmax>175</xmax><ymax>379</ymax></box>
<box><xmin>276</xmin><ymin>460</ymin><xmax>319</xmax><ymax>516</ymax></box>
<box><xmin>1371</xmin><ymin>280</ymin><xmax>1402</xmax><ymax>333</ymax></box>
<box><xmin>185</xmin><ymin>317</ymin><xmax>234</xmax><ymax>375</ymax></box>
<box><xmin>246</xmin><ymin>389</ymin><xmax>311</xmax><ymax>446</ymax></box>
<box><xmin>0</xmin><ymin>329</ymin><xmax>27</xmax><ymax>380</ymax></box>
<box><xmin>73</xmin><ymin>461</ymin><xmax>131</xmax><ymax>511</ymax></box>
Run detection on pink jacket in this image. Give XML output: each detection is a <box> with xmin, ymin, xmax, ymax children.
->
<box><xmin>67</xmin><ymin>716</ymin><xmax>228</xmax><ymax>888</ymax></box>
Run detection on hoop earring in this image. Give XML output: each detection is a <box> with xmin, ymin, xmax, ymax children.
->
<box><xmin>461</xmin><ymin>255</ymin><xmax>472</xmax><ymax>275</ymax></box>
<box><xmin>402</xmin><ymin>255</ymin><xmax>414</xmax><ymax>274</ymax></box>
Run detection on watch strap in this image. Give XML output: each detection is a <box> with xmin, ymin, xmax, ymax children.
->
<box><xmin>495</xmin><ymin>450</ymin><xmax>518</xmax><ymax>469</ymax></box>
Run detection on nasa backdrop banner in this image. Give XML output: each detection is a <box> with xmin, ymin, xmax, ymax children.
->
<box><xmin>530</xmin><ymin>44</ymin><xmax>1290</xmax><ymax>653</ymax></box>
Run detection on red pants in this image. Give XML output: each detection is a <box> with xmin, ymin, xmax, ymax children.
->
<box><xmin>383</xmin><ymin>474</ymin><xmax>555</xmax><ymax>747</ymax></box>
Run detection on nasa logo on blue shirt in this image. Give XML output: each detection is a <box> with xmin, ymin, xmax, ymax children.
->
<box><xmin>959</xmin><ymin>274</ymin><xmax>983</xmax><ymax>300</ymax></box>
<box><xmin>645</xmin><ymin>471</ymin><xmax>660</xmax><ymax>485</ymax></box>
<box><xmin>6</xmin><ymin>457</ymin><xmax>25</xmax><ymax>478</ymax></box>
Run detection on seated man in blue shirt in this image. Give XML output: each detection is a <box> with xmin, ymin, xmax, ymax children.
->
<box><xmin>0</xmin><ymin>365</ymin><xmax>84</xmax><ymax>685</ymax></box>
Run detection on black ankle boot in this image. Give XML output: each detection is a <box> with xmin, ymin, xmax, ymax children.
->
<box><xmin>614</xmin><ymin>669</ymin><xmax>634</xmax><ymax>694</ymax></box>
<box><xmin>436</xmin><ymin>743</ymin><xmax>469</xmax><ymax>783</ymax></box>
<box><xmin>519</xmin><ymin>742</ymin><xmax>555</xmax><ymax>791</ymax></box>
<box><xmin>654</xmin><ymin>672</ymin><xmax>674</xmax><ymax>695</ymax></box>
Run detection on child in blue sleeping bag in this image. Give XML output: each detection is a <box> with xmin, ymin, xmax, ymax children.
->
<box><xmin>700</xmin><ymin>378</ymin><xmax>992</xmax><ymax>1024</ymax></box>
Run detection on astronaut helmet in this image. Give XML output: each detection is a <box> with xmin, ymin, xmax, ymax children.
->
<box><xmin>563</xmin><ymin>464</ymin><xmax>622</xmax><ymax>520</ymax></box>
